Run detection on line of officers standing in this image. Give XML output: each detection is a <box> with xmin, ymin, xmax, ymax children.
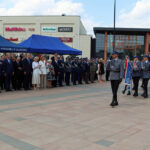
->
<box><xmin>107</xmin><ymin>51</ymin><xmax>150</xmax><ymax>107</ymax></box>
<box><xmin>51</xmin><ymin>53</ymin><xmax>98</xmax><ymax>87</ymax></box>
<box><xmin>0</xmin><ymin>52</ymin><xmax>99</xmax><ymax>92</ymax></box>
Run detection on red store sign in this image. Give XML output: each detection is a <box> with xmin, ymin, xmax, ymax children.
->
<box><xmin>6</xmin><ymin>37</ymin><xmax>18</xmax><ymax>41</ymax></box>
<box><xmin>28</xmin><ymin>28</ymin><xmax>35</xmax><ymax>31</ymax></box>
<box><xmin>5</xmin><ymin>27</ymin><xmax>26</xmax><ymax>31</ymax></box>
<box><xmin>59</xmin><ymin>37</ymin><xmax>73</xmax><ymax>43</ymax></box>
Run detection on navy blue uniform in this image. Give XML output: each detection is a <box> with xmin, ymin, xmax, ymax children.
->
<box><xmin>3</xmin><ymin>58</ymin><xmax>14</xmax><ymax>91</ymax></box>
<box><xmin>78</xmin><ymin>61</ymin><xmax>83</xmax><ymax>84</ymax></box>
<box><xmin>71</xmin><ymin>61</ymin><xmax>78</xmax><ymax>85</ymax></box>
<box><xmin>65</xmin><ymin>61</ymin><xmax>71</xmax><ymax>86</ymax></box>
<box><xmin>58</xmin><ymin>60</ymin><xmax>64</xmax><ymax>86</ymax></box>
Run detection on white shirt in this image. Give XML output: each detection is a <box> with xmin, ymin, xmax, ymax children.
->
<box><xmin>39</xmin><ymin>60</ymin><xmax>47</xmax><ymax>75</ymax></box>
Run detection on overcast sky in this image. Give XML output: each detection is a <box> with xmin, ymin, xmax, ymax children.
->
<box><xmin>0</xmin><ymin>0</ymin><xmax>150</xmax><ymax>35</ymax></box>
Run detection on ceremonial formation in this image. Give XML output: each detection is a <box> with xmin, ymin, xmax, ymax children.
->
<box><xmin>107</xmin><ymin>51</ymin><xmax>150</xmax><ymax>107</ymax></box>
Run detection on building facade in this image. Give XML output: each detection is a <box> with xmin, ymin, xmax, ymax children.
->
<box><xmin>94</xmin><ymin>27</ymin><xmax>150</xmax><ymax>60</ymax></box>
<box><xmin>0</xmin><ymin>16</ymin><xmax>91</xmax><ymax>58</ymax></box>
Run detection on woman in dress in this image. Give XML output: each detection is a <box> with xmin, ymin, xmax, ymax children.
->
<box><xmin>98</xmin><ymin>58</ymin><xmax>105</xmax><ymax>83</ymax></box>
<box><xmin>32</xmin><ymin>57</ymin><xmax>41</xmax><ymax>90</ymax></box>
<box><xmin>47</xmin><ymin>61</ymin><xmax>55</xmax><ymax>88</ymax></box>
<box><xmin>39</xmin><ymin>55</ymin><xmax>47</xmax><ymax>89</ymax></box>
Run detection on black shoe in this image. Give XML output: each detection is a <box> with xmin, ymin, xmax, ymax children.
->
<box><xmin>144</xmin><ymin>95</ymin><xmax>148</xmax><ymax>98</ymax></box>
<box><xmin>110</xmin><ymin>102</ymin><xmax>116</xmax><ymax>107</ymax></box>
<box><xmin>110</xmin><ymin>101</ymin><xmax>118</xmax><ymax>107</ymax></box>
<box><xmin>6</xmin><ymin>89</ymin><xmax>12</xmax><ymax>92</ymax></box>
<box><xmin>141</xmin><ymin>93</ymin><xmax>145</xmax><ymax>97</ymax></box>
<box><xmin>114</xmin><ymin>101</ymin><xmax>119</xmax><ymax>106</ymax></box>
<box><xmin>133</xmin><ymin>93</ymin><xmax>138</xmax><ymax>97</ymax></box>
<box><xmin>127</xmin><ymin>91</ymin><xmax>131</xmax><ymax>95</ymax></box>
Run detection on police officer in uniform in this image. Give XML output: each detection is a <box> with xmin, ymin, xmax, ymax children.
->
<box><xmin>109</xmin><ymin>51</ymin><xmax>124</xmax><ymax>107</ymax></box>
<box><xmin>58</xmin><ymin>59</ymin><xmax>64</xmax><ymax>86</ymax></box>
<box><xmin>132</xmin><ymin>56</ymin><xmax>141</xmax><ymax>97</ymax></box>
<box><xmin>141</xmin><ymin>55</ymin><xmax>150</xmax><ymax>98</ymax></box>
<box><xmin>71</xmin><ymin>59</ymin><xmax>78</xmax><ymax>85</ymax></box>
<box><xmin>78</xmin><ymin>59</ymin><xmax>83</xmax><ymax>84</ymax></box>
<box><xmin>65</xmin><ymin>57</ymin><xmax>71</xmax><ymax>86</ymax></box>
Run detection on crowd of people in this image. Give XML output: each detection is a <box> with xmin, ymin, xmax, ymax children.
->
<box><xmin>0</xmin><ymin>52</ymin><xmax>107</xmax><ymax>92</ymax></box>
<box><xmin>106</xmin><ymin>51</ymin><xmax>150</xmax><ymax>107</ymax></box>
<box><xmin>1</xmin><ymin>51</ymin><xmax>150</xmax><ymax>108</ymax></box>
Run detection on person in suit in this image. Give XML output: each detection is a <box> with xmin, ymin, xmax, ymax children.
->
<box><xmin>65</xmin><ymin>57</ymin><xmax>71</xmax><ymax>86</ymax></box>
<box><xmin>14</xmin><ymin>57</ymin><xmax>23</xmax><ymax>90</ymax></box>
<box><xmin>132</xmin><ymin>56</ymin><xmax>141</xmax><ymax>97</ymax></box>
<box><xmin>109</xmin><ymin>51</ymin><xmax>124</xmax><ymax>107</ymax></box>
<box><xmin>22</xmin><ymin>53</ymin><xmax>32</xmax><ymax>90</ymax></box>
<box><xmin>3</xmin><ymin>53</ymin><xmax>14</xmax><ymax>91</ymax></box>
<box><xmin>0</xmin><ymin>55</ymin><xmax>4</xmax><ymax>92</ymax></box>
<box><xmin>52</xmin><ymin>53</ymin><xmax>59</xmax><ymax>87</ymax></box>
<box><xmin>0</xmin><ymin>55</ymin><xmax>5</xmax><ymax>91</ymax></box>
<box><xmin>141</xmin><ymin>55</ymin><xmax>150</xmax><ymax>98</ymax></box>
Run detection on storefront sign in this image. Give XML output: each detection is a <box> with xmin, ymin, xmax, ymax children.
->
<box><xmin>6</xmin><ymin>37</ymin><xmax>18</xmax><ymax>41</ymax></box>
<box><xmin>59</xmin><ymin>37</ymin><xmax>73</xmax><ymax>43</ymax></box>
<box><xmin>28</xmin><ymin>28</ymin><xmax>35</xmax><ymax>31</ymax></box>
<box><xmin>42</xmin><ymin>27</ymin><xmax>57</xmax><ymax>32</ymax></box>
<box><xmin>58</xmin><ymin>27</ymin><xmax>73</xmax><ymax>32</ymax></box>
<box><xmin>5</xmin><ymin>27</ymin><xmax>26</xmax><ymax>31</ymax></box>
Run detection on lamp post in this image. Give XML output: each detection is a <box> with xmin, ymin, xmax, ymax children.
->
<box><xmin>113</xmin><ymin>0</ymin><xmax>116</xmax><ymax>52</ymax></box>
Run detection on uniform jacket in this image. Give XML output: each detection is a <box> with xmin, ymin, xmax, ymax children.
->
<box><xmin>132</xmin><ymin>61</ymin><xmax>141</xmax><ymax>77</ymax></box>
<box><xmin>141</xmin><ymin>61</ymin><xmax>150</xmax><ymax>79</ymax></box>
<box><xmin>109</xmin><ymin>58</ymin><xmax>124</xmax><ymax>80</ymax></box>
<box><xmin>90</xmin><ymin>62</ymin><xmax>96</xmax><ymax>72</ymax></box>
<box><xmin>65</xmin><ymin>61</ymin><xmax>71</xmax><ymax>73</ymax></box>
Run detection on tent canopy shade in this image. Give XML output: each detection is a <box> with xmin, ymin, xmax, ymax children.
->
<box><xmin>19</xmin><ymin>34</ymin><xmax>82</xmax><ymax>55</ymax></box>
<box><xmin>0</xmin><ymin>36</ymin><xmax>27</xmax><ymax>52</ymax></box>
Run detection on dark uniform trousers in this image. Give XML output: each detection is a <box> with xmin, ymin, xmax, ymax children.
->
<box><xmin>78</xmin><ymin>72</ymin><xmax>82</xmax><ymax>84</ymax></box>
<box><xmin>143</xmin><ymin>78</ymin><xmax>149</xmax><ymax>96</ymax></box>
<box><xmin>111</xmin><ymin>80</ymin><xmax>120</xmax><ymax>102</ymax></box>
<box><xmin>65</xmin><ymin>72</ymin><xmax>70</xmax><ymax>85</ymax></box>
<box><xmin>24</xmin><ymin>73</ymin><xmax>31</xmax><ymax>90</ymax></box>
<box><xmin>72</xmin><ymin>71</ymin><xmax>77</xmax><ymax>85</ymax></box>
<box><xmin>133</xmin><ymin>77</ymin><xmax>140</xmax><ymax>94</ymax></box>
<box><xmin>58</xmin><ymin>72</ymin><xmax>63</xmax><ymax>86</ymax></box>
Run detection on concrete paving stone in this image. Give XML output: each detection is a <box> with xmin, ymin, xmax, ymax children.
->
<box><xmin>95</xmin><ymin>139</ymin><xmax>114</xmax><ymax>147</ymax></box>
<box><xmin>0</xmin><ymin>82</ymin><xmax>150</xmax><ymax>150</ymax></box>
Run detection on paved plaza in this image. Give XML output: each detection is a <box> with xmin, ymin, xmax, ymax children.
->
<box><xmin>0</xmin><ymin>82</ymin><xmax>150</xmax><ymax>150</ymax></box>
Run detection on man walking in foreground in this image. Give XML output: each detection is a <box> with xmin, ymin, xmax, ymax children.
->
<box><xmin>109</xmin><ymin>51</ymin><xmax>124</xmax><ymax>107</ymax></box>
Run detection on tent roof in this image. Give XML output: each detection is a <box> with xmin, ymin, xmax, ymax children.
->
<box><xmin>0</xmin><ymin>35</ymin><xmax>27</xmax><ymax>52</ymax></box>
<box><xmin>19</xmin><ymin>34</ymin><xmax>82</xmax><ymax>55</ymax></box>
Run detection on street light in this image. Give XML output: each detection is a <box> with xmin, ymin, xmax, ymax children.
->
<box><xmin>113</xmin><ymin>0</ymin><xmax>116</xmax><ymax>52</ymax></box>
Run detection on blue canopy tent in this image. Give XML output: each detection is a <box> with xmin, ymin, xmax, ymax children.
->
<box><xmin>19</xmin><ymin>34</ymin><xmax>82</xmax><ymax>55</ymax></box>
<box><xmin>0</xmin><ymin>35</ymin><xmax>27</xmax><ymax>52</ymax></box>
